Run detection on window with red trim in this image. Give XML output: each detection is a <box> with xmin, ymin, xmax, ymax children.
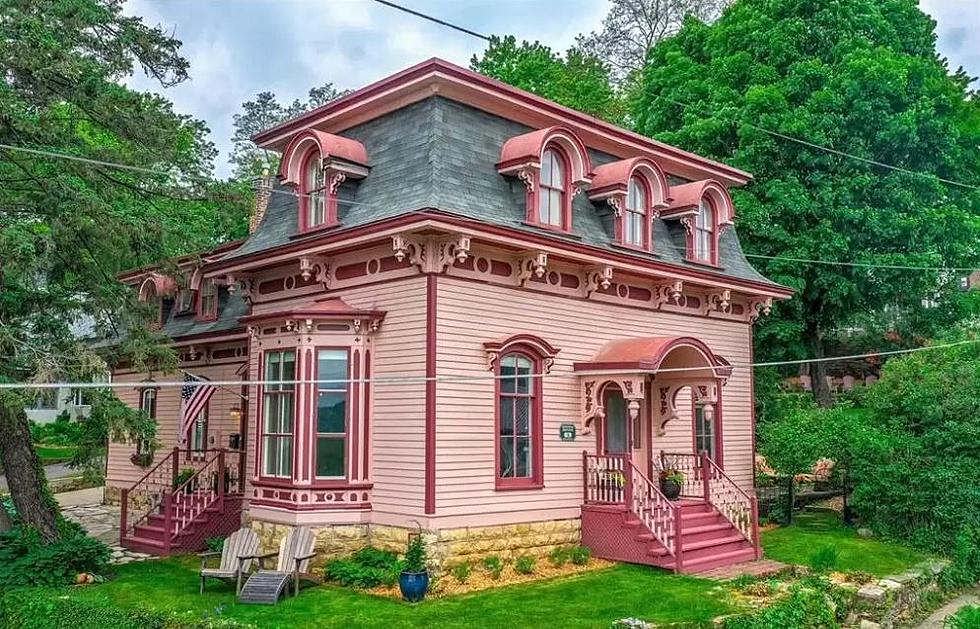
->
<box><xmin>301</xmin><ymin>150</ymin><xmax>328</xmax><ymax>230</ymax></box>
<box><xmin>496</xmin><ymin>351</ymin><xmax>544</xmax><ymax>488</ymax></box>
<box><xmin>315</xmin><ymin>349</ymin><xmax>348</xmax><ymax>478</ymax></box>
<box><xmin>624</xmin><ymin>176</ymin><xmax>648</xmax><ymax>248</ymax></box>
<box><xmin>693</xmin><ymin>200</ymin><xmax>715</xmax><ymax>263</ymax></box>
<box><xmin>198</xmin><ymin>278</ymin><xmax>217</xmax><ymax>320</ymax></box>
<box><xmin>694</xmin><ymin>404</ymin><xmax>716</xmax><ymax>460</ymax></box>
<box><xmin>538</xmin><ymin>148</ymin><xmax>567</xmax><ymax>227</ymax></box>
<box><xmin>261</xmin><ymin>350</ymin><xmax>295</xmax><ymax>478</ymax></box>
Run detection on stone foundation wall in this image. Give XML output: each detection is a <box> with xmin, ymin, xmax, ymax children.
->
<box><xmin>104</xmin><ymin>485</ymin><xmax>123</xmax><ymax>505</ymax></box>
<box><xmin>245</xmin><ymin>515</ymin><xmax>581</xmax><ymax>572</ymax></box>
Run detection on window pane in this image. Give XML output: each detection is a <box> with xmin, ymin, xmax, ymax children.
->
<box><xmin>538</xmin><ymin>188</ymin><xmax>550</xmax><ymax>223</ymax></box>
<box><xmin>281</xmin><ymin>352</ymin><xmax>295</xmax><ymax>383</ymax></box>
<box><xmin>547</xmin><ymin>190</ymin><xmax>562</xmax><ymax>225</ymax></box>
<box><xmin>263</xmin><ymin>394</ymin><xmax>278</xmax><ymax>432</ymax></box>
<box><xmin>605</xmin><ymin>392</ymin><xmax>628</xmax><ymax>453</ymax></box>
<box><xmin>316</xmin><ymin>437</ymin><xmax>346</xmax><ymax>477</ymax></box>
<box><xmin>516</xmin><ymin>437</ymin><xmax>531</xmax><ymax>477</ymax></box>
<box><xmin>280</xmin><ymin>394</ymin><xmax>294</xmax><ymax>434</ymax></box>
<box><xmin>515</xmin><ymin>356</ymin><xmax>532</xmax><ymax>394</ymax></box>
<box><xmin>500</xmin><ymin>356</ymin><xmax>517</xmax><ymax>394</ymax></box>
<box><xmin>499</xmin><ymin>436</ymin><xmax>514</xmax><ymax>477</ymax></box>
<box><xmin>541</xmin><ymin>150</ymin><xmax>555</xmax><ymax>186</ymax></box>
<box><xmin>317</xmin><ymin>391</ymin><xmax>346</xmax><ymax>433</ymax></box>
<box><xmin>500</xmin><ymin>399</ymin><xmax>514</xmax><ymax>436</ymax></box>
<box><xmin>279</xmin><ymin>437</ymin><xmax>292</xmax><ymax>477</ymax></box>
<box><xmin>318</xmin><ymin>349</ymin><xmax>348</xmax><ymax>386</ymax></box>
<box><xmin>266</xmin><ymin>352</ymin><xmax>280</xmax><ymax>380</ymax></box>
<box><xmin>263</xmin><ymin>436</ymin><xmax>277</xmax><ymax>476</ymax></box>
<box><xmin>515</xmin><ymin>397</ymin><xmax>530</xmax><ymax>436</ymax></box>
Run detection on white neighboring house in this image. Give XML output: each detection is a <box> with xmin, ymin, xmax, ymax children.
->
<box><xmin>24</xmin><ymin>315</ymin><xmax>103</xmax><ymax>424</ymax></box>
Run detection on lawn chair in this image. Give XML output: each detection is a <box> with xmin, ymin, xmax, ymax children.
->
<box><xmin>198</xmin><ymin>528</ymin><xmax>261</xmax><ymax>595</ymax></box>
<box><xmin>237</xmin><ymin>526</ymin><xmax>318</xmax><ymax>604</ymax></box>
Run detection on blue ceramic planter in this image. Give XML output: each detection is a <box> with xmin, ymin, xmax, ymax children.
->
<box><xmin>399</xmin><ymin>570</ymin><xmax>429</xmax><ymax>602</ymax></box>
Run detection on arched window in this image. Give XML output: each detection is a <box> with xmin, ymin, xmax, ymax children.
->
<box><xmin>625</xmin><ymin>176</ymin><xmax>648</xmax><ymax>247</ymax></box>
<box><xmin>538</xmin><ymin>148</ymin><xmax>566</xmax><ymax>227</ymax></box>
<box><xmin>496</xmin><ymin>351</ymin><xmax>544</xmax><ymax>489</ymax></box>
<box><xmin>303</xmin><ymin>151</ymin><xmax>327</xmax><ymax>229</ymax></box>
<box><xmin>694</xmin><ymin>199</ymin><xmax>715</xmax><ymax>262</ymax></box>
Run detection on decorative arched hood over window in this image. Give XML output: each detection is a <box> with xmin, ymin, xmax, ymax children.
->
<box><xmin>662</xmin><ymin>180</ymin><xmax>735</xmax><ymax>265</ymax></box>
<box><xmin>588</xmin><ymin>157</ymin><xmax>671</xmax><ymax>250</ymax></box>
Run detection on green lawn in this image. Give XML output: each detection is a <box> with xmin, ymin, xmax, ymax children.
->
<box><xmin>35</xmin><ymin>444</ymin><xmax>78</xmax><ymax>465</ymax></box>
<box><xmin>67</xmin><ymin>557</ymin><xmax>735</xmax><ymax>628</ymax></box>
<box><xmin>761</xmin><ymin>509</ymin><xmax>931</xmax><ymax>576</ymax></box>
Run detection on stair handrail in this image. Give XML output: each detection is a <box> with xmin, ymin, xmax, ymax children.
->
<box><xmin>169</xmin><ymin>449</ymin><xmax>226</xmax><ymax>545</ymax></box>
<box><xmin>703</xmin><ymin>453</ymin><xmax>758</xmax><ymax>547</ymax></box>
<box><xmin>121</xmin><ymin>447</ymin><xmax>178</xmax><ymax>539</ymax></box>
<box><xmin>626</xmin><ymin>461</ymin><xmax>680</xmax><ymax>559</ymax></box>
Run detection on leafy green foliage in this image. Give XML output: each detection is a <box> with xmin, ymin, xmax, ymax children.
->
<box><xmin>403</xmin><ymin>534</ymin><xmax>428</xmax><ymax>573</ymax></box>
<box><xmin>724</xmin><ymin>579</ymin><xmax>843</xmax><ymax>628</ymax></box>
<box><xmin>205</xmin><ymin>537</ymin><xmax>225</xmax><ymax>554</ymax></box>
<box><xmin>450</xmin><ymin>562</ymin><xmax>471</xmax><ymax>584</ymax></box>
<box><xmin>482</xmin><ymin>555</ymin><xmax>504</xmax><ymax>580</ymax></box>
<box><xmin>946</xmin><ymin>605</ymin><xmax>980</xmax><ymax>629</ymax></box>
<box><xmin>939</xmin><ymin>526</ymin><xmax>980</xmax><ymax>590</ymax></box>
<box><xmin>470</xmin><ymin>36</ymin><xmax>624</xmax><ymax>124</ymax></box>
<box><xmin>323</xmin><ymin>547</ymin><xmax>401</xmax><ymax>589</ymax></box>
<box><xmin>570</xmin><ymin>546</ymin><xmax>591</xmax><ymax>566</ymax></box>
<box><xmin>548</xmin><ymin>546</ymin><xmax>570</xmax><ymax>567</ymax></box>
<box><xmin>634</xmin><ymin>0</ymin><xmax>980</xmax><ymax>405</ymax></box>
<box><xmin>514</xmin><ymin>556</ymin><xmax>536</xmax><ymax>575</ymax></box>
<box><xmin>0</xmin><ymin>522</ymin><xmax>110</xmax><ymax>587</ymax></box>
<box><xmin>30</xmin><ymin>414</ymin><xmax>83</xmax><ymax>446</ymax></box>
<box><xmin>809</xmin><ymin>545</ymin><xmax>839</xmax><ymax>573</ymax></box>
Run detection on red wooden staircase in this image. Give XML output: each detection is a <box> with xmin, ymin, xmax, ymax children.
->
<box><xmin>120</xmin><ymin>448</ymin><xmax>245</xmax><ymax>556</ymax></box>
<box><xmin>581</xmin><ymin>452</ymin><xmax>761</xmax><ymax>574</ymax></box>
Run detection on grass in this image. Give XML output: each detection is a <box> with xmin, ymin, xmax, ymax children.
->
<box><xmin>67</xmin><ymin>556</ymin><xmax>735</xmax><ymax>628</ymax></box>
<box><xmin>34</xmin><ymin>444</ymin><xmax>78</xmax><ymax>466</ymax></box>
<box><xmin>947</xmin><ymin>605</ymin><xmax>980</xmax><ymax>629</ymax></box>
<box><xmin>761</xmin><ymin>509</ymin><xmax>931</xmax><ymax>576</ymax></box>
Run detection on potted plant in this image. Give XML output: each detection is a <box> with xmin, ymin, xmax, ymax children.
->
<box><xmin>399</xmin><ymin>527</ymin><xmax>429</xmax><ymax>602</ymax></box>
<box><xmin>659</xmin><ymin>468</ymin><xmax>684</xmax><ymax>500</ymax></box>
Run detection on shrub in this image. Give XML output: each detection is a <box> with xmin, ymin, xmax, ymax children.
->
<box><xmin>940</xmin><ymin>525</ymin><xmax>980</xmax><ymax>590</ymax></box>
<box><xmin>809</xmin><ymin>545</ymin><xmax>839</xmax><ymax>573</ymax></box>
<box><xmin>403</xmin><ymin>533</ymin><xmax>428</xmax><ymax>573</ymax></box>
<box><xmin>451</xmin><ymin>562</ymin><xmax>471</xmax><ymax>583</ymax></box>
<box><xmin>946</xmin><ymin>605</ymin><xmax>980</xmax><ymax>629</ymax></box>
<box><xmin>324</xmin><ymin>546</ymin><xmax>401</xmax><ymax>589</ymax></box>
<box><xmin>0</xmin><ymin>522</ymin><xmax>110</xmax><ymax>587</ymax></box>
<box><xmin>514</xmin><ymin>555</ymin><xmax>535</xmax><ymax>575</ymax></box>
<box><xmin>548</xmin><ymin>546</ymin><xmax>569</xmax><ymax>567</ymax></box>
<box><xmin>173</xmin><ymin>468</ymin><xmax>196</xmax><ymax>490</ymax></box>
<box><xmin>482</xmin><ymin>555</ymin><xmax>504</xmax><ymax>580</ymax></box>
<box><xmin>205</xmin><ymin>537</ymin><xmax>225</xmax><ymax>553</ymax></box>
<box><xmin>724</xmin><ymin>583</ymin><xmax>840</xmax><ymax>628</ymax></box>
<box><xmin>570</xmin><ymin>546</ymin><xmax>591</xmax><ymax>565</ymax></box>
<box><xmin>30</xmin><ymin>413</ymin><xmax>83</xmax><ymax>446</ymax></box>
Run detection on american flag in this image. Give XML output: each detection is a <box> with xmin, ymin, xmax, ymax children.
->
<box><xmin>180</xmin><ymin>372</ymin><xmax>216</xmax><ymax>439</ymax></box>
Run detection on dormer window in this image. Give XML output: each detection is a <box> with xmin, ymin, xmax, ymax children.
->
<box><xmin>538</xmin><ymin>147</ymin><xmax>568</xmax><ymax>228</ymax></box>
<box><xmin>693</xmin><ymin>200</ymin><xmax>715</xmax><ymax>263</ymax></box>
<box><xmin>303</xmin><ymin>152</ymin><xmax>327</xmax><ymax>229</ymax></box>
<box><xmin>137</xmin><ymin>273</ymin><xmax>176</xmax><ymax>330</ymax></box>
<box><xmin>624</xmin><ymin>176</ymin><xmax>648</xmax><ymax>247</ymax></box>
<box><xmin>197</xmin><ymin>278</ymin><xmax>218</xmax><ymax>320</ymax></box>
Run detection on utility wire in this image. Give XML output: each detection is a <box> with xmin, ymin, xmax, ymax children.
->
<box><xmin>1</xmin><ymin>339</ymin><xmax>976</xmax><ymax>390</ymax></box>
<box><xmin>368</xmin><ymin>0</ymin><xmax>491</xmax><ymax>41</ymax></box>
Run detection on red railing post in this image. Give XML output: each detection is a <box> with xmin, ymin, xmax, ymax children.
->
<box><xmin>582</xmin><ymin>450</ymin><xmax>589</xmax><ymax>504</ymax></box>
<box><xmin>673</xmin><ymin>503</ymin><xmax>684</xmax><ymax>573</ymax></box>
<box><xmin>217</xmin><ymin>449</ymin><xmax>226</xmax><ymax>510</ymax></box>
<box><xmin>162</xmin><ymin>492</ymin><xmax>173</xmax><ymax>554</ymax></box>
<box><xmin>119</xmin><ymin>488</ymin><xmax>129</xmax><ymax>541</ymax></box>
<box><xmin>751</xmin><ymin>494</ymin><xmax>762</xmax><ymax>559</ymax></box>
<box><xmin>700</xmin><ymin>451</ymin><xmax>711</xmax><ymax>505</ymax></box>
<box><xmin>171</xmin><ymin>446</ymin><xmax>180</xmax><ymax>487</ymax></box>
<box><xmin>623</xmin><ymin>459</ymin><xmax>633</xmax><ymax>510</ymax></box>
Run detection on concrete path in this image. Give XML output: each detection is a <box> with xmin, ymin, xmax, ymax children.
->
<box><xmin>0</xmin><ymin>462</ymin><xmax>78</xmax><ymax>490</ymax></box>
<box><xmin>55</xmin><ymin>486</ymin><xmax>105</xmax><ymax>507</ymax></box>
<box><xmin>915</xmin><ymin>590</ymin><xmax>980</xmax><ymax>629</ymax></box>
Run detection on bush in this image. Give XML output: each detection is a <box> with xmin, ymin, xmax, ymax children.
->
<box><xmin>451</xmin><ymin>562</ymin><xmax>471</xmax><ymax>583</ymax></box>
<box><xmin>30</xmin><ymin>413</ymin><xmax>83</xmax><ymax>446</ymax></box>
<box><xmin>205</xmin><ymin>537</ymin><xmax>225</xmax><ymax>553</ymax></box>
<box><xmin>548</xmin><ymin>546</ymin><xmax>569</xmax><ymax>567</ymax></box>
<box><xmin>514</xmin><ymin>555</ymin><xmax>535</xmax><ymax>575</ymax></box>
<box><xmin>940</xmin><ymin>526</ymin><xmax>980</xmax><ymax>590</ymax></box>
<box><xmin>323</xmin><ymin>546</ymin><xmax>401</xmax><ymax>589</ymax></box>
<box><xmin>482</xmin><ymin>555</ymin><xmax>504</xmax><ymax>580</ymax></box>
<box><xmin>0</xmin><ymin>587</ymin><xmax>253</xmax><ymax>628</ymax></box>
<box><xmin>0</xmin><ymin>522</ymin><xmax>110</xmax><ymax>587</ymax></box>
<box><xmin>946</xmin><ymin>605</ymin><xmax>980</xmax><ymax>629</ymax></box>
<box><xmin>724</xmin><ymin>581</ymin><xmax>840</xmax><ymax>628</ymax></box>
<box><xmin>809</xmin><ymin>545</ymin><xmax>839</xmax><ymax>573</ymax></box>
<box><xmin>570</xmin><ymin>546</ymin><xmax>591</xmax><ymax>565</ymax></box>
<box><xmin>403</xmin><ymin>533</ymin><xmax>428</xmax><ymax>573</ymax></box>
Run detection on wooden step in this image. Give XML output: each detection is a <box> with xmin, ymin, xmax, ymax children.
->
<box><xmin>682</xmin><ymin>522</ymin><xmax>736</xmax><ymax>543</ymax></box>
<box><xmin>682</xmin><ymin>547</ymin><xmax>758</xmax><ymax>573</ymax></box>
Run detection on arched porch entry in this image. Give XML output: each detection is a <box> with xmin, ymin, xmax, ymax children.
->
<box><xmin>574</xmin><ymin>336</ymin><xmax>732</xmax><ymax>485</ymax></box>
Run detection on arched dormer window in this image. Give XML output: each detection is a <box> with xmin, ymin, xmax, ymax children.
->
<box><xmin>137</xmin><ymin>273</ymin><xmax>176</xmax><ymax>329</ymax></box>
<box><xmin>498</xmin><ymin>126</ymin><xmax>592</xmax><ymax>235</ymax></box>
<box><xmin>588</xmin><ymin>157</ymin><xmax>669</xmax><ymax>252</ymax></box>
<box><xmin>624</xmin><ymin>176</ymin><xmax>649</xmax><ymax>247</ymax></box>
<box><xmin>278</xmin><ymin>129</ymin><xmax>370</xmax><ymax>235</ymax></box>
<box><xmin>538</xmin><ymin>147</ymin><xmax>568</xmax><ymax>228</ymax></box>
<box><xmin>197</xmin><ymin>277</ymin><xmax>218</xmax><ymax>321</ymax></box>
<box><xmin>693</xmin><ymin>199</ymin><xmax>714</xmax><ymax>263</ymax></box>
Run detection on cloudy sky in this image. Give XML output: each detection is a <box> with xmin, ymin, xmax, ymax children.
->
<box><xmin>123</xmin><ymin>0</ymin><xmax>980</xmax><ymax>179</ymax></box>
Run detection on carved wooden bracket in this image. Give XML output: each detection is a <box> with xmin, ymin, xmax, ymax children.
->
<box><xmin>581</xmin><ymin>375</ymin><xmax>645</xmax><ymax>436</ymax></box>
<box><xmin>748</xmin><ymin>297</ymin><xmax>773</xmax><ymax>322</ymax></box>
<box><xmin>652</xmin><ymin>280</ymin><xmax>684</xmax><ymax>309</ymax></box>
<box><xmin>656</xmin><ymin>380</ymin><xmax>722</xmax><ymax>436</ymax></box>
<box><xmin>585</xmin><ymin>265</ymin><xmax>614</xmax><ymax>297</ymax></box>
<box><xmin>517</xmin><ymin>252</ymin><xmax>548</xmax><ymax>286</ymax></box>
<box><xmin>703</xmin><ymin>289</ymin><xmax>732</xmax><ymax>315</ymax></box>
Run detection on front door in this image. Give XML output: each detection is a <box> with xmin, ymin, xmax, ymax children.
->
<box><xmin>602</xmin><ymin>385</ymin><xmax>629</xmax><ymax>455</ymax></box>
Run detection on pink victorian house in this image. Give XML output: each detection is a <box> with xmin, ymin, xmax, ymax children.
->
<box><xmin>106</xmin><ymin>59</ymin><xmax>791</xmax><ymax>574</ymax></box>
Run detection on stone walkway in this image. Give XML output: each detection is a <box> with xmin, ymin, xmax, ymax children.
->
<box><xmin>698</xmin><ymin>559</ymin><xmax>788</xmax><ymax>580</ymax></box>
<box><xmin>56</xmin><ymin>487</ymin><xmax>156</xmax><ymax>565</ymax></box>
<box><xmin>915</xmin><ymin>589</ymin><xmax>980</xmax><ymax>629</ymax></box>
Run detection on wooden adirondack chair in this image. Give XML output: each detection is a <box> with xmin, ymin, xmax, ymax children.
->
<box><xmin>238</xmin><ymin>526</ymin><xmax>318</xmax><ymax>604</ymax></box>
<box><xmin>198</xmin><ymin>528</ymin><xmax>261</xmax><ymax>595</ymax></box>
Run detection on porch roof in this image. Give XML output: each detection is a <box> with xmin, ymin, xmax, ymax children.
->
<box><xmin>572</xmin><ymin>336</ymin><xmax>732</xmax><ymax>378</ymax></box>
<box><xmin>238</xmin><ymin>297</ymin><xmax>385</xmax><ymax>324</ymax></box>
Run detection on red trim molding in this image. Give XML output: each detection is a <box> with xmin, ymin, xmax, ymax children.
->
<box><xmin>424</xmin><ymin>274</ymin><xmax>437</xmax><ymax>514</ymax></box>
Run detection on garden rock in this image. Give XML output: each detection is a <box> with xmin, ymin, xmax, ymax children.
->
<box><xmin>857</xmin><ymin>528</ymin><xmax>874</xmax><ymax>538</ymax></box>
<box><xmin>858</xmin><ymin>585</ymin><xmax>887</xmax><ymax>602</ymax></box>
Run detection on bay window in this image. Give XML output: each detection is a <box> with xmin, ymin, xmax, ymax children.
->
<box><xmin>262</xmin><ymin>350</ymin><xmax>295</xmax><ymax>478</ymax></box>
<box><xmin>315</xmin><ymin>349</ymin><xmax>348</xmax><ymax>478</ymax></box>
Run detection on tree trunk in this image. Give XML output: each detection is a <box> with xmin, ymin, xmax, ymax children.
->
<box><xmin>804</xmin><ymin>323</ymin><xmax>834</xmax><ymax>408</ymax></box>
<box><xmin>0</xmin><ymin>500</ymin><xmax>11</xmax><ymax>533</ymax></box>
<box><xmin>0</xmin><ymin>396</ymin><xmax>61</xmax><ymax>541</ymax></box>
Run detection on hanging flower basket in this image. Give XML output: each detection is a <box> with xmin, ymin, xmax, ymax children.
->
<box><xmin>130</xmin><ymin>452</ymin><xmax>153</xmax><ymax>467</ymax></box>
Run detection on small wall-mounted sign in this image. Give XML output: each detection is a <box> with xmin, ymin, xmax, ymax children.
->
<box><xmin>559</xmin><ymin>423</ymin><xmax>577</xmax><ymax>441</ymax></box>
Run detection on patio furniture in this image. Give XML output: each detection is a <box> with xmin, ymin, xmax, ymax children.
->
<box><xmin>198</xmin><ymin>527</ymin><xmax>260</xmax><ymax>595</ymax></box>
<box><xmin>238</xmin><ymin>526</ymin><xmax>317</xmax><ymax>604</ymax></box>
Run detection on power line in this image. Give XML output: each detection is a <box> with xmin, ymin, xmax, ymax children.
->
<box><xmin>741</xmin><ymin>253</ymin><xmax>975</xmax><ymax>273</ymax></box>
<box><xmin>368</xmin><ymin>0</ymin><xmax>491</xmax><ymax>41</ymax></box>
<box><xmin>1</xmin><ymin>339</ymin><xmax>976</xmax><ymax>390</ymax></box>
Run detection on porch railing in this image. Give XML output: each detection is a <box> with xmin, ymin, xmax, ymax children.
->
<box><xmin>121</xmin><ymin>447</ymin><xmax>243</xmax><ymax>551</ymax></box>
<box><xmin>583</xmin><ymin>453</ymin><xmax>626</xmax><ymax>504</ymax></box>
<box><xmin>704</xmin><ymin>454</ymin><xmax>759</xmax><ymax>550</ymax></box>
<box><xmin>658</xmin><ymin>451</ymin><xmax>704</xmax><ymax>499</ymax></box>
